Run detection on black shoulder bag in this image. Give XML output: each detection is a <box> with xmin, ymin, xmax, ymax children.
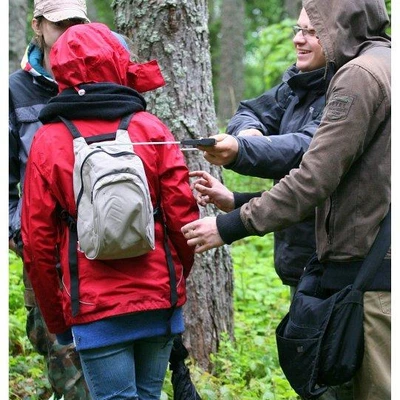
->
<box><xmin>275</xmin><ymin>207</ymin><xmax>391</xmax><ymax>399</ymax></box>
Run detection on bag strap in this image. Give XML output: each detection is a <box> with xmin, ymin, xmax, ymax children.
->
<box><xmin>154</xmin><ymin>206</ymin><xmax>179</xmax><ymax>308</ymax></box>
<box><xmin>118</xmin><ymin>113</ymin><xmax>135</xmax><ymax>131</ymax></box>
<box><xmin>154</xmin><ymin>205</ymin><xmax>179</xmax><ymax>334</ymax></box>
<box><xmin>59</xmin><ymin>113</ymin><xmax>135</xmax><ymax>141</ymax></box>
<box><xmin>59</xmin><ymin>116</ymin><xmax>82</xmax><ymax>139</ymax></box>
<box><xmin>353</xmin><ymin>205</ymin><xmax>391</xmax><ymax>291</ymax></box>
<box><xmin>60</xmin><ymin>211</ymin><xmax>80</xmax><ymax>316</ymax></box>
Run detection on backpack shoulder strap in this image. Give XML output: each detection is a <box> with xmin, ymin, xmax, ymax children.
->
<box><xmin>118</xmin><ymin>112</ymin><xmax>135</xmax><ymax>131</ymax></box>
<box><xmin>59</xmin><ymin>112</ymin><xmax>136</xmax><ymax>141</ymax></box>
<box><xmin>60</xmin><ymin>210</ymin><xmax>80</xmax><ymax>316</ymax></box>
<box><xmin>59</xmin><ymin>116</ymin><xmax>82</xmax><ymax>139</ymax></box>
<box><xmin>154</xmin><ymin>205</ymin><xmax>178</xmax><ymax>334</ymax></box>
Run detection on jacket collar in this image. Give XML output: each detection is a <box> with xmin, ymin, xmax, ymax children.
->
<box><xmin>39</xmin><ymin>82</ymin><xmax>147</xmax><ymax>124</ymax></box>
<box><xmin>284</xmin><ymin>65</ymin><xmax>326</xmax><ymax>99</ymax></box>
<box><xmin>21</xmin><ymin>41</ymin><xmax>58</xmax><ymax>90</ymax></box>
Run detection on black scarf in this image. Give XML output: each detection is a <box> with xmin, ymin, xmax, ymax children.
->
<box><xmin>39</xmin><ymin>82</ymin><xmax>147</xmax><ymax>124</ymax></box>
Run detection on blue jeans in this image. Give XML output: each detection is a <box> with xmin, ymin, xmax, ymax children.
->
<box><xmin>78</xmin><ymin>335</ymin><xmax>174</xmax><ymax>400</ymax></box>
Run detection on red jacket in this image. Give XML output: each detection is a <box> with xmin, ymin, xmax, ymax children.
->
<box><xmin>22</xmin><ymin>112</ymin><xmax>199</xmax><ymax>334</ymax></box>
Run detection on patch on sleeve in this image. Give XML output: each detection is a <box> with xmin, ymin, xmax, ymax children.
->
<box><xmin>324</xmin><ymin>95</ymin><xmax>354</xmax><ymax>121</ymax></box>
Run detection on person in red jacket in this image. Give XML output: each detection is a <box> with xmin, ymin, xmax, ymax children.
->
<box><xmin>21</xmin><ymin>22</ymin><xmax>200</xmax><ymax>400</ymax></box>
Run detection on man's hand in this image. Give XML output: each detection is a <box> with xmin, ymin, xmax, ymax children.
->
<box><xmin>181</xmin><ymin>217</ymin><xmax>224</xmax><ymax>253</ymax></box>
<box><xmin>197</xmin><ymin>134</ymin><xmax>239</xmax><ymax>166</ymax></box>
<box><xmin>190</xmin><ymin>170</ymin><xmax>234</xmax><ymax>212</ymax></box>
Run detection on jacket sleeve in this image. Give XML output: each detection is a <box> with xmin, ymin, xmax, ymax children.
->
<box><xmin>157</xmin><ymin>125</ymin><xmax>200</xmax><ymax>278</ymax></box>
<box><xmin>234</xmin><ymin>191</ymin><xmax>262</xmax><ymax>208</ymax></box>
<box><xmin>226</xmin><ymin>82</ymin><xmax>290</xmax><ymax>136</ymax></box>
<box><xmin>225</xmin><ymin>127</ymin><xmax>316</xmax><ymax>180</ymax></box>
<box><xmin>218</xmin><ymin>60</ymin><xmax>388</xmax><ymax>241</ymax></box>
<box><xmin>21</xmin><ymin>143</ymin><xmax>68</xmax><ymax>334</ymax></box>
<box><xmin>225</xmin><ymin>83</ymin><xmax>322</xmax><ymax>179</ymax></box>
<box><xmin>9</xmin><ymin>100</ymin><xmax>21</xmax><ymax>239</ymax></box>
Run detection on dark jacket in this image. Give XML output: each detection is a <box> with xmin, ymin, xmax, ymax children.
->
<box><xmin>217</xmin><ymin>0</ymin><xmax>391</xmax><ymax>291</ymax></box>
<box><xmin>225</xmin><ymin>65</ymin><xmax>326</xmax><ymax>286</ymax></box>
<box><xmin>9</xmin><ymin>42</ymin><xmax>58</xmax><ymax>241</ymax></box>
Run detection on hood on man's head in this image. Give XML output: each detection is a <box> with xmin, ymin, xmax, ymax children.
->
<box><xmin>303</xmin><ymin>0</ymin><xmax>390</xmax><ymax>71</ymax></box>
<box><xmin>33</xmin><ymin>0</ymin><xmax>90</xmax><ymax>23</ymax></box>
<box><xmin>50</xmin><ymin>23</ymin><xmax>165</xmax><ymax>93</ymax></box>
<box><xmin>303</xmin><ymin>0</ymin><xmax>390</xmax><ymax>70</ymax></box>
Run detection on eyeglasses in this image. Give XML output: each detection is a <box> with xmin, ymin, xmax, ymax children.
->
<box><xmin>292</xmin><ymin>26</ymin><xmax>318</xmax><ymax>38</ymax></box>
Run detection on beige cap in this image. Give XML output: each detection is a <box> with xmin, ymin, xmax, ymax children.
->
<box><xmin>33</xmin><ymin>0</ymin><xmax>90</xmax><ymax>23</ymax></box>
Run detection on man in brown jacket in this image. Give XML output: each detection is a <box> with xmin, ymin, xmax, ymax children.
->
<box><xmin>182</xmin><ymin>0</ymin><xmax>391</xmax><ymax>399</ymax></box>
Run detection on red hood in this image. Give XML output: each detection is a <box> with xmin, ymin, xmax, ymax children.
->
<box><xmin>50</xmin><ymin>22</ymin><xmax>165</xmax><ymax>93</ymax></box>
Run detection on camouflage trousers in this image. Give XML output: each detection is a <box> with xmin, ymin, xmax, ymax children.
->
<box><xmin>26</xmin><ymin>305</ymin><xmax>91</xmax><ymax>399</ymax></box>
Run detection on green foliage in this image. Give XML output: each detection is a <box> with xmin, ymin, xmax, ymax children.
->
<box><xmin>203</xmin><ymin>233</ymin><xmax>298</xmax><ymax>399</ymax></box>
<box><xmin>9</xmin><ymin>253</ymin><xmax>52</xmax><ymax>399</ymax></box>
<box><xmin>385</xmin><ymin>0</ymin><xmax>391</xmax><ymax>35</ymax></box>
<box><xmin>245</xmin><ymin>18</ymin><xmax>296</xmax><ymax>97</ymax></box>
<box><xmin>223</xmin><ymin>168</ymin><xmax>272</xmax><ymax>193</ymax></box>
<box><xmin>209</xmin><ymin>0</ymin><xmax>287</xmax><ymax>107</ymax></box>
<box><xmin>92</xmin><ymin>0</ymin><xmax>115</xmax><ymax>28</ymax></box>
<box><xmin>9</xmin><ymin>254</ymin><xmax>26</xmax><ymax>350</ymax></box>
<box><xmin>244</xmin><ymin>0</ymin><xmax>285</xmax><ymax>43</ymax></box>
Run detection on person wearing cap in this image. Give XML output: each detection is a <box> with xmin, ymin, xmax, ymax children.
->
<box><xmin>9</xmin><ymin>1</ymin><xmax>91</xmax><ymax>399</ymax></box>
<box><xmin>20</xmin><ymin>22</ymin><xmax>199</xmax><ymax>400</ymax></box>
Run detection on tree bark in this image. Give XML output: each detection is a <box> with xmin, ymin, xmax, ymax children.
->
<box><xmin>284</xmin><ymin>0</ymin><xmax>302</xmax><ymax>19</ymax></box>
<box><xmin>86</xmin><ymin>0</ymin><xmax>99</xmax><ymax>23</ymax></box>
<box><xmin>113</xmin><ymin>0</ymin><xmax>234</xmax><ymax>371</ymax></box>
<box><xmin>217</xmin><ymin>0</ymin><xmax>245</xmax><ymax>127</ymax></box>
<box><xmin>9</xmin><ymin>0</ymin><xmax>28</xmax><ymax>74</ymax></box>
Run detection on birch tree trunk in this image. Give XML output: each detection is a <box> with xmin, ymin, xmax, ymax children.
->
<box><xmin>113</xmin><ymin>0</ymin><xmax>234</xmax><ymax>371</ymax></box>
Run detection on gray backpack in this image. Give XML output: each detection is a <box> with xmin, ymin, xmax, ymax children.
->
<box><xmin>60</xmin><ymin>113</ymin><xmax>155</xmax><ymax>260</ymax></box>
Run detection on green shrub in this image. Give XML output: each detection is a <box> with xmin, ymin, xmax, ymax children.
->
<box><xmin>9</xmin><ymin>253</ymin><xmax>52</xmax><ymax>399</ymax></box>
<box><xmin>245</xmin><ymin>18</ymin><xmax>297</xmax><ymax>98</ymax></box>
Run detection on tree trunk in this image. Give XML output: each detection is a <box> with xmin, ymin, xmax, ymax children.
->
<box><xmin>216</xmin><ymin>0</ymin><xmax>245</xmax><ymax>127</ymax></box>
<box><xmin>284</xmin><ymin>0</ymin><xmax>302</xmax><ymax>19</ymax></box>
<box><xmin>9</xmin><ymin>0</ymin><xmax>28</xmax><ymax>74</ymax></box>
<box><xmin>86</xmin><ymin>0</ymin><xmax>99</xmax><ymax>23</ymax></box>
<box><xmin>113</xmin><ymin>0</ymin><xmax>234</xmax><ymax>371</ymax></box>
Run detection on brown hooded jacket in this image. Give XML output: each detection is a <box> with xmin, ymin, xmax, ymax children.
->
<box><xmin>219</xmin><ymin>0</ymin><xmax>391</xmax><ymax>265</ymax></box>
